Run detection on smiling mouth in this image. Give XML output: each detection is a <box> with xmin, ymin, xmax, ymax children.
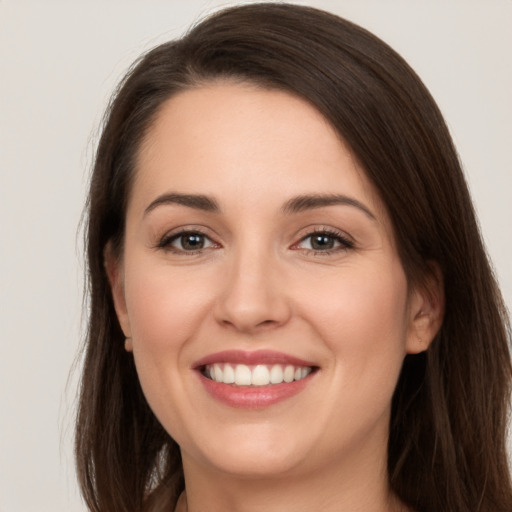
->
<box><xmin>201</xmin><ymin>363</ymin><xmax>315</xmax><ymax>386</ymax></box>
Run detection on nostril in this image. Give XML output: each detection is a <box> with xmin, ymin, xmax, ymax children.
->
<box><xmin>220</xmin><ymin>318</ymin><xmax>276</xmax><ymax>329</ymax></box>
<box><xmin>214</xmin><ymin>282</ymin><xmax>292</xmax><ymax>332</ymax></box>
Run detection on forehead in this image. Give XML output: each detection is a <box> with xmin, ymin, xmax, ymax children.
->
<box><xmin>132</xmin><ymin>83</ymin><xmax>387</xmax><ymax>221</ymax></box>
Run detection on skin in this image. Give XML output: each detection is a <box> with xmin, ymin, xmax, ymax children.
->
<box><xmin>106</xmin><ymin>83</ymin><xmax>443</xmax><ymax>512</ymax></box>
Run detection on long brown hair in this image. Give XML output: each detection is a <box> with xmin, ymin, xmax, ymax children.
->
<box><xmin>76</xmin><ymin>3</ymin><xmax>512</xmax><ymax>511</ymax></box>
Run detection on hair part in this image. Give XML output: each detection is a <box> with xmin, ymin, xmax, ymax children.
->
<box><xmin>77</xmin><ymin>3</ymin><xmax>512</xmax><ymax>511</ymax></box>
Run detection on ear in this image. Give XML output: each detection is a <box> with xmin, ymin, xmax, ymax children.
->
<box><xmin>406</xmin><ymin>263</ymin><xmax>445</xmax><ymax>354</ymax></box>
<box><xmin>104</xmin><ymin>242</ymin><xmax>133</xmax><ymax>351</ymax></box>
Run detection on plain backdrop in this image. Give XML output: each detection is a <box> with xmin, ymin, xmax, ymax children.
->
<box><xmin>1</xmin><ymin>1</ymin><xmax>511</xmax><ymax>510</ymax></box>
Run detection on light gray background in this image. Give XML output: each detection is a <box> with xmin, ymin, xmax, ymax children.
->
<box><xmin>1</xmin><ymin>1</ymin><xmax>511</xmax><ymax>510</ymax></box>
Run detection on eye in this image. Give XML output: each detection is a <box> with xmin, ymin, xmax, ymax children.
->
<box><xmin>158</xmin><ymin>230</ymin><xmax>218</xmax><ymax>253</ymax></box>
<box><xmin>293</xmin><ymin>229</ymin><xmax>353</xmax><ymax>253</ymax></box>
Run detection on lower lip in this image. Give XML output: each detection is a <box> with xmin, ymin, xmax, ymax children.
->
<box><xmin>198</xmin><ymin>373</ymin><xmax>313</xmax><ymax>409</ymax></box>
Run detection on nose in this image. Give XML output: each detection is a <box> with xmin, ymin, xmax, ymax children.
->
<box><xmin>214</xmin><ymin>249</ymin><xmax>292</xmax><ymax>334</ymax></box>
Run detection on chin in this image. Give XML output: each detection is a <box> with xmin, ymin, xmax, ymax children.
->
<box><xmin>203</xmin><ymin>450</ymin><xmax>307</xmax><ymax>479</ymax></box>
<box><xmin>184</xmin><ymin>425</ymin><xmax>313</xmax><ymax>479</ymax></box>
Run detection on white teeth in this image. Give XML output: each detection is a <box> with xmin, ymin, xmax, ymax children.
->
<box><xmin>205</xmin><ymin>363</ymin><xmax>313</xmax><ymax>386</ymax></box>
<box><xmin>251</xmin><ymin>365</ymin><xmax>270</xmax><ymax>386</ymax></box>
<box><xmin>213</xmin><ymin>363</ymin><xmax>223</xmax><ymax>383</ymax></box>
<box><xmin>283</xmin><ymin>365</ymin><xmax>295</xmax><ymax>383</ymax></box>
<box><xmin>234</xmin><ymin>364</ymin><xmax>252</xmax><ymax>385</ymax></box>
<box><xmin>223</xmin><ymin>364</ymin><xmax>235</xmax><ymax>384</ymax></box>
<box><xmin>269</xmin><ymin>364</ymin><xmax>284</xmax><ymax>384</ymax></box>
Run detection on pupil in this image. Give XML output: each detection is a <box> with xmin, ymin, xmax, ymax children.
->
<box><xmin>312</xmin><ymin>235</ymin><xmax>334</xmax><ymax>250</ymax></box>
<box><xmin>182</xmin><ymin>234</ymin><xmax>204</xmax><ymax>250</ymax></box>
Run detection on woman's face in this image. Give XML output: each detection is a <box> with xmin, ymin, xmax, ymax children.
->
<box><xmin>108</xmin><ymin>83</ymin><xmax>430</xmax><ymax>480</ymax></box>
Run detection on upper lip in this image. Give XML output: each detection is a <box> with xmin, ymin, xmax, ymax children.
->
<box><xmin>192</xmin><ymin>350</ymin><xmax>316</xmax><ymax>369</ymax></box>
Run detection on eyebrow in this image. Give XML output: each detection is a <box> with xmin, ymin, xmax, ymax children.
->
<box><xmin>282</xmin><ymin>194</ymin><xmax>376</xmax><ymax>220</ymax></box>
<box><xmin>143</xmin><ymin>192</ymin><xmax>376</xmax><ymax>220</ymax></box>
<box><xmin>144</xmin><ymin>193</ymin><xmax>221</xmax><ymax>216</ymax></box>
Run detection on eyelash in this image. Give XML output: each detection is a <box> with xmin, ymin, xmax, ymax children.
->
<box><xmin>293</xmin><ymin>228</ymin><xmax>354</xmax><ymax>255</ymax></box>
<box><xmin>156</xmin><ymin>228</ymin><xmax>354</xmax><ymax>256</ymax></box>
<box><xmin>157</xmin><ymin>228</ymin><xmax>217</xmax><ymax>255</ymax></box>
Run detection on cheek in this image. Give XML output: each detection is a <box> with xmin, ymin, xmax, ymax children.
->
<box><xmin>298</xmin><ymin>261</ymin><xmax>410</xmax><ymax>383</ymax></box>
<box><xmin>121</xmin><ymin>257</ymin><xmax>221</xmax><ymax>432</ymax></box>
<box><xmin>312</xmin><ymin>262</ymin><xmax>407</xmax><ymax>337</ymax></box>
<box><xmin>292</xmin><ymin>263</ymin><xmax>410</xmax><ymax>448</ymax></box>
<box><xmin>123</xmin><ymin>258</ymin><xmax>217</xmax><ymax>349</ymax></box>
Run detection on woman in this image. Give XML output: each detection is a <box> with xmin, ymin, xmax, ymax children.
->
<box><xmin>76</xmin><ymin>3</ymin><xmax>512</xmax><ymax>511</ymax></box>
